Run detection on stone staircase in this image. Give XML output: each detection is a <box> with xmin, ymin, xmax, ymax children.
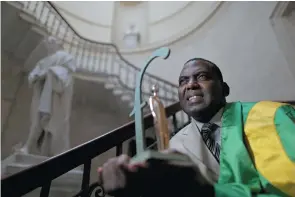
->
<box><xmin>1</xmin><ymin>2</ymin><xmax>184</xmax><ymax>196</ymax></box>
<box><xmin>1</xmin><ymin>153</ymin><xmax>83</xmax><ymax>197</ymax></box>
<box><xmin>1</xmin><ymin>1</ymin><xmax>179</xmax><ymax>109</ymax></box>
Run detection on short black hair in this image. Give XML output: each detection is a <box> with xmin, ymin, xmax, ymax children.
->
<box><xmin>184</xmin><ymin>58</ymin><xmax>224</xmax><ymax>82</ymax></box>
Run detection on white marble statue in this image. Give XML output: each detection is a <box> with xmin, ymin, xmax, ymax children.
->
<box><xmin>19</xmin><ymin>37</ymin><xmax>76</xmax><ymax>157</ymax></box>
<box><xmin>123</xmin><ymin>24</ymin><xmax>140</xmax><ymax>48</ymax></box>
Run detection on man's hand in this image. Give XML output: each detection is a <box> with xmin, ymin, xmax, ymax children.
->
<box><xmin>97</xmin><ymin>152</ymin><xmax>214</xmax><ymax>197</ymax></box>
<box><xmin>97</xmin><ymin>154</ymin><xmax>147</xmax><ymax>196</ymax></box>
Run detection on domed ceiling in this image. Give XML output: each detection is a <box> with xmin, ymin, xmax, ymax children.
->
<box><xmin>53</xmin><ymin>1</ymin><xmax>221</xmax><ymax>52</ymax></box>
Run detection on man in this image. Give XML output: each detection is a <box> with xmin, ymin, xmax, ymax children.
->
<box><xmin>98</xmin><ymin>58</ymin><xmax>295</xmax><ymax>197</ymax></box>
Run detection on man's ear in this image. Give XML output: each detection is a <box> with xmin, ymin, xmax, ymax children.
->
<box><xmin>223</xmin><ymin>82</ymin><xmax>230</xmax><ymax>97</ymax></box>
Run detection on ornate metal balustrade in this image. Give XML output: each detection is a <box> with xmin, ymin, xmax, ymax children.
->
<box><xmin>16</xmin><ymin>1</ymin><xmax>179</xmax><ymax>106</ymax></box>
<box><xmin>1</xmin><ymin>102</ymin><xmax>189</xmax><ymax>197</ymax></box>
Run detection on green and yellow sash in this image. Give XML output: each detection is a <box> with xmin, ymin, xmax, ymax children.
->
<box><xmin>215</xmin><ymin>101</ymin><xmax>295</xmax><ymax>197</ymax></box>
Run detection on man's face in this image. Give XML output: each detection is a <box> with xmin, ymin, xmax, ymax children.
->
<box><xmin>178</xmin><ymin>60</ymin><xmax>224</xmax><ymax>117</ymax></box>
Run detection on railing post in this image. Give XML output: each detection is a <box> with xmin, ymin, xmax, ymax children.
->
<box><xmin>24</xmin><ymin>1</ymin><xmax>30</xmax><ymax>10</ymax></box>
<box><xmin>74</xmin><ymin>37</ymin><xmax>80</xmax><ymax>63</ymax></box>
<box><xmin>80</xmin><ymin>41</ymin><xmax>86</xmax><ymax>69</ymax></box>
<box><xmin>101</xmin><ymin>46</ymin><xmax>107</xmax><ymax>72</ymax></box>
<box><xmin>88</xmin><ymin>44</ymin><xmax>94</xmax><ymax>71</ymax></box>
<box><xmin>40</xmin><ymin>181</ymin><xmax>51</xmax><ymax>197</ymax></box>
<box><xmin>116</xmin><ymin>143</ymin><xmax>123</xmax><ymax>156</ymax></box>
<box><xmin>33</xmin><ymin>1</ymin><xmax>39</xmax><ymax>16</ymax></box>
<box><xmin>81</xmin><ymin>160</ymin><xmax>91</xmax><ymax>197</ymax></box>
<box><xmin>110</xmin><ymin>50</ymin><xmax>115</xmax><ymax>75</ymax></box>
<box><xmin>104</xmin><ymin>47</ymin><xmax>110</xmax><ymax>74</ymax></box>
<box><xmin>39</xmin><ymin>2</ymin><xmax>46</xmax><ymax>21</ymax></box>
<box><xmin>126</xmin><ymin>67</ymin><xmax>130</xmax><ymax>88</ymax></box>
<box><xmin>44</xmin><ymin>6</ymin><xmax>51</xmax><ymax>29</ymax></box>
<box><xmin>95</xmin><ymin>49</ymin><xmax>100</xmax><ymax>72</ymax></box>
<box><xmin>133</xmin><ymin>72</ymin><xmax>137</xmax><ymax>89</ymax></box>
<box><xmin>83</xmin><ymin>43</ymin><xmax>89</xmax><ymax>70</ymax></box>
<box><xmin>63</xmin><ymin>26</ymin><xmax>69</xmax><ymax>44</ymax></box>
<box><xmin>99</xmin><ymin>46</ymin><xmax>104</xmax><ymax>72</ymax></box>
<box><xmin>55</xmin><ymin>19</ymin><xmax>61</xmax><ymax>37</ymax></box>
<box><xmin>68</xmin><ymin>33</ymin><xmax>75</xmax><ymax>54</ymax></box>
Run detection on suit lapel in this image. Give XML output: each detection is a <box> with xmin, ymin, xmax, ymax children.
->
<box><xmin>181</xmin><ymin>121</ymin><xmax>220</xmax><ymax>179</ymax></box>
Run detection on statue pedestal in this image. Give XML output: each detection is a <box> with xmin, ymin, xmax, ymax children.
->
<box><xmin>2</xmin><ymin>152</ymin><xmax>83</xmax><ymax>197</ymax></box>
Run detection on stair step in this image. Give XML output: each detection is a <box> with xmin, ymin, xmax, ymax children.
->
<box><xmin>113</xmin><ymin>89</ymin><xmax>123</xmax><ymax>95</ymax></box>
<box><xmin>108</xmin><ymin>77</ymin><xmax>120</xmax><ymax>84</ymax></box>
<box><xmin>5</xmin><ymin>162</ymin><xmax>83</xmax><ymax>176</ymax></box>
<box><xmin>104</xmin><ymin>83</ymin><xmax>115</xmax><ymax>89</ymax></box>
<box><xmin>18</xmin><ymin>10</ymin><xmax>38</xmax><ymax>26</ymax></box>
<box><xmin>5</xmin><ymin>163</ymin><xmax>83</xmax><ymax>188</ymax></box>
<box><xmin>14</xmin><ymin>153</ymin><xmax>49</xmax><ymax>165</ymax></box>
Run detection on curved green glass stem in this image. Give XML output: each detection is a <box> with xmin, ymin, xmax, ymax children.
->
<box><xmin>130</xmin><ymin>47</ymin><xmax>171</xmax><ymax>155</ymax></box>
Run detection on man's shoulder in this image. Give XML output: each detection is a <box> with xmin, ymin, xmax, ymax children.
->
<box><xmin>170</xmin><ymin>123</ymin><xmax>192</xmax><ymax>141</ymax></box>
<box><xmin>169</xmin><ymin>122</ymin><xmax>192</xmax><ymax>152</ymax></box>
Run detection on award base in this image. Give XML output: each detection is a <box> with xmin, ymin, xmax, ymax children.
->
<box><xmin>130</xmin><ymin>150</ymin><xmax>191</xmax><ymax>165</ymax></box>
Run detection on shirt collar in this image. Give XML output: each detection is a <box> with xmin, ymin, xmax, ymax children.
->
<box><xmin>191</xmin><ymin>107</ymin><xmax>224</xmax><ymax>130</ymax></box>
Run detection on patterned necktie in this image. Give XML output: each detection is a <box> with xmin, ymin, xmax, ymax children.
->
<box><xmin>200</xmin><ymin>123</ymin><xmax>220</xmax><ymax>163</ymax></box>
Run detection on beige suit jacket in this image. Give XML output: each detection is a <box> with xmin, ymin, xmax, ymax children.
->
<box><xmin>169</xmin><ymin>119</ymin><xmax>220</xmax><ymax>185</ymax></box>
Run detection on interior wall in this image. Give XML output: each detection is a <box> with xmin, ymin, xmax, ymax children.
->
<box><xmin>147</xmin><ymin>1</ymin><xmax>215</xmax><ymax>44</ymax></box>
<box><xmin>52</xmin><ymin>1</ymin><xmax>114</xmax><ymax>42</ymax></box>
<box><xmin>271</xmin><ymin>2</ymin><xmax>295</xmax><ymax>79</ymax></box>
<box><xmin>148</xmin><ymin>1</ymin><xmax>189</xmax><ymax>23</ymax></box>
<box><xmin>1</xmin><ymin>51</ymin><xmax>32</xmax><ymax>159</ymax></box>
<box><xmin>1</xmin><ymin>52</ymin><xmax>24</xmax><ymax>133</ymax></box>
<box><xmin>122</xmin><ymin>1</ymin><xmax>295</xmax><ymax>102</ymax></box>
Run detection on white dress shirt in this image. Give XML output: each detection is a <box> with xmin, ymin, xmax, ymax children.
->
<box><xmin>193</xmin><ymin>108</ymin><xmax>223</xmax><ymax>146</ymax></box>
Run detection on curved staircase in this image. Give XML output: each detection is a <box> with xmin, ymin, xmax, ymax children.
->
<box><xmin>1</xmin><ymin>2</ymin><xmax>185</xmax><ymax>196</ymax></box>
<box><xmin>2</xmin><ymin>1</ymin><xmax>179</xmax><ymax>110</ymax></box>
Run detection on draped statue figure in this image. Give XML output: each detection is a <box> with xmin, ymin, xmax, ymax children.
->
<box><xmin>19</xmin><ymin>36</ymin><xmax>76</xmax><ymax>157</ymax></box>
